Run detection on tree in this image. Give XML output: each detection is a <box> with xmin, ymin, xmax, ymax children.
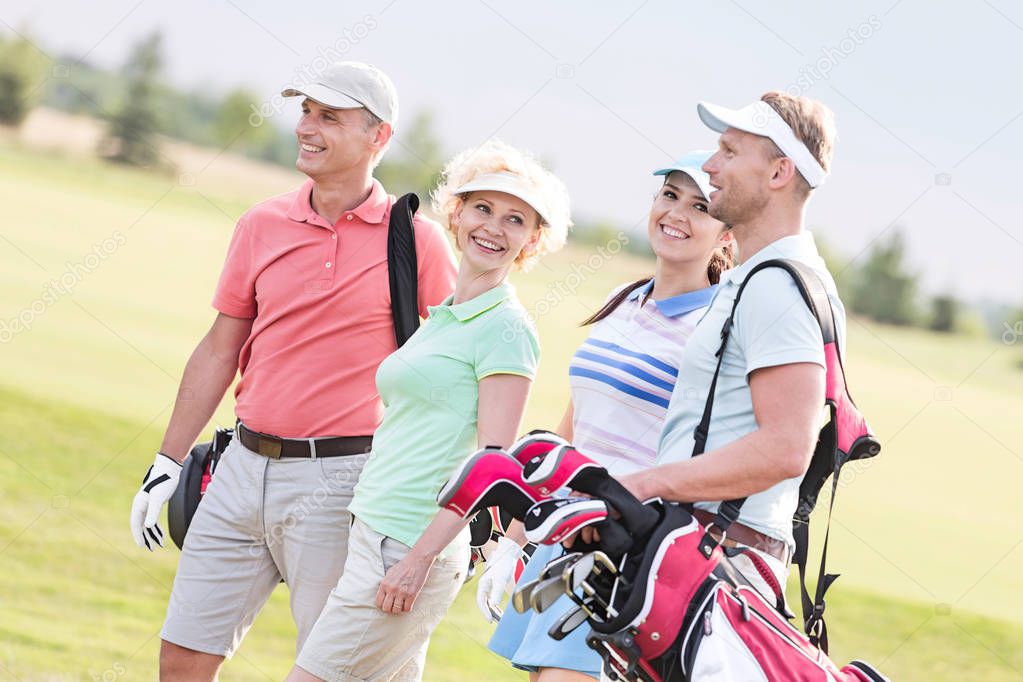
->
<box><xmin>0</xmin><ymin>30</ymin><xmax>52</xmax><ymax>126</ymax></box>
<box><xmin>848</xmin><ymin>228</ymin><xmax>918</xmax><ymax>326</ymax></box>
<box><xmin>213</xmin><ymin>88</ymin><xmax>275</xmax><ymax>156</ymax></box>
<box><xmin>375</xmin><ymin>111</ymin><xmax>445</xmax><ymax>203</ymax></box>
<box><xmin>929</xmin><ymin>294</ymin><xmax>959</xmax><ymax>333</ymax></box>
<box><xmin>104</xmin><ymin>31</ymin><xmax>164</xmax><ymax>167</ymax></box>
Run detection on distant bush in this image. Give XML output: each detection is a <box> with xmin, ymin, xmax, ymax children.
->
<box><xmin>929</xmin><ymin>294</ymin><xmax>959</xmax><ymax>333</ymax></box>
<box><xmin>0</xmin><ymin>31</ymin><xmax>51</xmax><ymax>126</ymax></box>
<box><xmin>103</xmin><ymin>31</ymin><xmax>164</xmax><ymax>168</ymax></box>
<box><xmin>848</xmin><ymin>228</ymin><xmax>919</xmax><ymax>326</ymax></box>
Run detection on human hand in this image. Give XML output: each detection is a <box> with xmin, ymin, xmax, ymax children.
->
<box><xmin>475</xmin><ymin>536</ymin><xmax>523</xmax><ymax>622</ymax></box>
<box><xmin>376</xmin><ymin>550</ymin><xmax>433</xmax><ymax>614</ymax></box>
<box><xmin>129</xmin><ymin>453</ymin><xmax>182</xmax><ymax>551</ymax></box>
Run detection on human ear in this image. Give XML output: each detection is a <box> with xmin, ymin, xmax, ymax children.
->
<box><xmin>372</xmin><ymin>121</ymin><xmax>393</xmax><ymax>150</ymax></box>
<box><xmin>769</xmin><ymin>157</ymin><xmax>797</xmax><ymax>189</ymax></box>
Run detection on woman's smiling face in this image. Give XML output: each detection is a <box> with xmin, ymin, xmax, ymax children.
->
<box><xmin>647</xmin><ymin>171</ymin><xmax>729</xmax><ymax>266</ymax></box>
<box><xmin>451</xmin><ymin>190</ymin><xmax>542</xmax><ymax>273</ymax></box>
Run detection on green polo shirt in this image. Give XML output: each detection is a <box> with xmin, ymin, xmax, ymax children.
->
<box><xmin>349</xmin><ymin>282</ymin><xmax>540</xmax><ymax>554</ymax></box>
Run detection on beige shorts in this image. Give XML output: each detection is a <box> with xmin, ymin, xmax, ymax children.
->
<box><xmin>160</xmin><ymin>436</ymin><xmax>366</xmax><ymax>657</ymax></box>
<box><xmin>296</xmin><ymin>517</ymin><xmax>467</xmax><ymax>682</ymax></box>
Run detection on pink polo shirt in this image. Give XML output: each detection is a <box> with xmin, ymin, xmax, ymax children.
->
<box><xmin>212</xmin><ymin>179</ymin><xmax>457</xmax><ymax>438</ymax></box>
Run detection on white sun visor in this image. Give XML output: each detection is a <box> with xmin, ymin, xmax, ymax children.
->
<box><xmin>453</xmin><ymin>171</ymin><xmax>552</xmax><ymax>225</ymax></box>
<box><xmin>697</xmin><ymin>100</ymin><xmax>828</xmax><ymax>188</ymax></box>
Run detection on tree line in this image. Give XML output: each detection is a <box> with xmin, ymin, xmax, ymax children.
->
<box><xmin>2</xmin><ymin>29</ymin><xmax>1019</xmax><ymax>344</ymax></box>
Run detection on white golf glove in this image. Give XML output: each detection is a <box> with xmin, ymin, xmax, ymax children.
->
<box><xmin>130</xmin><ymin>453</ymin><xmax>182</xmax><ymax>551</ymax></box>
<box><xmin>476</xmin><ymin>536</ymin><xmax>524</xmax><ymax>623</ymax></box>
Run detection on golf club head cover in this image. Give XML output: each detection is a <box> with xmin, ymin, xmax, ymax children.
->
<box><xmin>524</xmin><ymin>497</ymin><xmax>609</xmax><ymax>545</ymax></box>
<box><xmin>491</xmin><ymin>506</ymin><xmax>514</xmax><ymax>536</ymax></box>
<box><xmin>524</xmin><ymin>498</ymin><xmax>633</xmax><ymax>556</ymax></box>
<box><xmin>523</xmin><ymin>445</ymin><xmax>659</xmax><ymax>539</ymax></box>
<box><xmin>507</xmin><ymin>429</ymin><xmax>570</xmax><ymax>465</ymax></box>
<box><xmin>468</xmin><ymin>508</ymin><xmax>494</xmax><ymax>548</ymax></box>
<box><xmin>437</xmin><ymin>447</ymin><xmax>546</xmax><ymax>520</ymax></box>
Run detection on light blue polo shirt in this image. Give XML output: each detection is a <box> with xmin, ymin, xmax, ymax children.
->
<box><xmin>350</xmin><ymin>282</ymin><xmax>540</xmax><ymax>555</ymax></box>
<box><xmin>656</xmin><ymin>232</ymin><xmax>846</xmax><ymax>548</ymax></box>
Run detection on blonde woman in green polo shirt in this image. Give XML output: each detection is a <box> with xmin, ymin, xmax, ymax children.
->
<box><xmin>289</xmin><ymin>140</ymin><xmax>571</xmax><ymax>682</ymax></box>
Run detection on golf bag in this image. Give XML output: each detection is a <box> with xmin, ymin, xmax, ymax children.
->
<box><xmin>438</xmin><ymin>442</ymin><xmax>888</xmax><ymax>681</ymax></box>
<box><xmin>167</xmin><ymin>427</ymin><xmax>232</xmax><ymax>549</ymax></box>
<box><xmin>582</xmin><ymin>500</ymin><xmax>886</xmax><ymax>682</ymax></box>
<box><xmin>166</xmin><ymin>193</ymin><xmax>422</xmax><ymax>550</ymax></box>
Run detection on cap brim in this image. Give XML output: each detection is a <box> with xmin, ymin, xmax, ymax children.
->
<box><xmin>652</xmin><ymin>166</ymin><xmax>714</xmax><ymax>200</ymax></box>
<box><xmin>454</xmin><ymin>175</ymin><xmax>551</xmax><ymax>226</ymax></box>
<box><xmin>697</xmin><ymin>101</ymin><xmax>747</xmax><ymax>134</ymax></box>
<box><xmin>281</xmin><ymin>83</ymin><xmax>364</xmax><ymax>110</ymax></box>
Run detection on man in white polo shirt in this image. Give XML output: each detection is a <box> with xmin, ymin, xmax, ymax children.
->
<box><xmin>620</xmin><ymin>91</ymin><xmax>844</xmax><ymax>596</ymax></box>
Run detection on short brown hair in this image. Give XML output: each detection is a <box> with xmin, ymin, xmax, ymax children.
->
<box><xmin>760</xmin><ymin>91</ymin><xmax>837</xmax><ymax>193</ymax></box>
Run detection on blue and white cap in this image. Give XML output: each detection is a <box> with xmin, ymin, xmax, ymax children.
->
<box><xmin>652</xmin><ymin>150</ymin><xmax>715</xmax><ymax>200</ymax></box>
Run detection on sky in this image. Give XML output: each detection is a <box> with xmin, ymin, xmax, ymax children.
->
<box><xmin>5</xmin><ymin>0</ymin><xmax>1023</xmax><ymax>304</ymax></box>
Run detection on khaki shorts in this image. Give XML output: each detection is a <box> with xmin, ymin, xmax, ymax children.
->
<box><xmin>296</xmin><ymin>518</ymin><xmax>467</xmax><ymax>682</ymax></box>
<box><xmin>160</xmin><ymin>436</ymin><xmax>366</xmax><ymax>657</ymax></box>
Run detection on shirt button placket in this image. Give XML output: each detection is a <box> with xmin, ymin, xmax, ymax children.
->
<box><xmin>326</xmin><ymin>229</ymin><xmax>338</xmax><ymax>280</ymax></box>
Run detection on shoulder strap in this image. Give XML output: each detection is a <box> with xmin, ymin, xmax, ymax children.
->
<box><xmin>691</xmin><ymin>259</ymin><xmax>842</xmax><ymax>647</ymax></box>
<box><xmin>387</xmin><ymin>193</ymin><xmax>421</xmax><ymax>348</ymax></box>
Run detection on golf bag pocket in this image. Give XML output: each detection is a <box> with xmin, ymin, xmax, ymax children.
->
<box><xmin>678</xmin><ymin>583</ymin><xmax>887</xmax><ymax>682</ymax></box>
<box><xmin>168</xmin><ymin>427</ymin><xmax>233</xmax><ymax>550</ymax></box>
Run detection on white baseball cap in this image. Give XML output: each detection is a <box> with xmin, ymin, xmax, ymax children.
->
<box><xmin>453</xmin><ymin>171</ymin><xmax>553</xmax><ymax>226</ymax></box>
<box><xmin>652</xmin><ymin>150</ymin><xmax>716</xmax><ymax>200</ymax></box>
<box><xmin>697</xmin><ymin>100</ymin><xmax>828</xmax><ymax>188</ymax></box>
<box><xmin>282</xmin><ymin>61</ymin><xmax>399</xmax><ymax>128</ymax></box>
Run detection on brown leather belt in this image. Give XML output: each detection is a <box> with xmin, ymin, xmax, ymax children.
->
<box><xmin>693</xmin><ymin>508</ymin><xmax>789</xmax><ymax>564</ymax></box>
<box><xmin>237</xmin><ymin>422</ymin><xmax>372</xmax><ymax>459</ymax></box>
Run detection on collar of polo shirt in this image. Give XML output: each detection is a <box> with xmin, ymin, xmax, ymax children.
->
<box><xmin>429</xmin><ymin>282</ymin><xmax>514</xmax><ymax>323</ymax></box>
<box><xmin>627</xmin><ymin>280</ymin><xmax>718</xmax><ymax>318</ymax></box>
<box><xmin>286</xmin><ymin>179</ymin><xmax>390</xmax><ymax>225</ymax></box>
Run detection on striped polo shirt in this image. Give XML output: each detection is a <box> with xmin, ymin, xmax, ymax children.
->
<box><xmin>569</xmin><ymin>280</ymin><xmax>716</xmax><ymax>476</ymax></box>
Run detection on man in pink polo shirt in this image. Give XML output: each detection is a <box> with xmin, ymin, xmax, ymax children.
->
<box><xmin>127</xmin><ymin>62</ymin><xmax>457</xmax><ymax>681</ymax></box>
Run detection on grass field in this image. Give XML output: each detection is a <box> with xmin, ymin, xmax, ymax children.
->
<box><xmin>1</xmin><ymin>136</ymin><xmax>1022</xmax><ymax>681</ymax></box>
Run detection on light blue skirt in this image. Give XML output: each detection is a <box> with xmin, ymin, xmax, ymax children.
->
<box><xmin>487</xmin><ymin>543</ymin><xmax>602</xmax><ymax>677</ymax></box>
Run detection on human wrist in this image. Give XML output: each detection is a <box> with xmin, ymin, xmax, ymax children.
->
<box><xmin>409</xmin><ymin>543</ymin><xmax>439</xmax><ymax>564</ymax></box>
<box><xmin>157</xmin><ymin>451</ymin><xmax>184</xmax><ymax>467</ymax></box>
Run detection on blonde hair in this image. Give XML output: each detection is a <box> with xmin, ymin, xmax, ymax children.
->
<box><xmin>760</xmin><ymin>91</ymin><xmax>837</xmax><ymax>195</ymax></box>
<box><xmin>431</xmin><ymin>139</ymin><xmax>571</xmax><ymax>271</ymax></box>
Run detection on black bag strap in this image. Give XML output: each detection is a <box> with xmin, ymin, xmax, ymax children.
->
<box><xmin>387</xmin><ymin>193</ymin><xmax>421</xmax><ymax>347</ymax></box>
<box><xmin>690</xmin><ymin>258</ymin><xmax>844</xmax><ymax>650</ymax></box>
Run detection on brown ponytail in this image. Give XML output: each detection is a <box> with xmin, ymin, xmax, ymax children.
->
<box><xmin>707</xmin><ymin>241</ymin><xmax>735</xmax><ymax>285</ymax></box>
<box><xmin>580</xmin><ymin>278</ymin><xmax>652</xmax><ymax>326</ymax></box>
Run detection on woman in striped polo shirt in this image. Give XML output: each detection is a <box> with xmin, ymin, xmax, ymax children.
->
<box><xmin>485</xmin><ymin>150</ymin><xmax>734</xmax><ymax>680</ymax></box>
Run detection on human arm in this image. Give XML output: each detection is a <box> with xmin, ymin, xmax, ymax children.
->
<box><xmin>130</xmin><ymin>313</ymin><xmax>252</xmax><ymax>550</ymax></box>
<box><xmin>377</xmin><ymin>373</ymin><xmax>534</xmax><ymax>613</ymax></box>
<box><xmin>159</xmin><ymin>313</ymin><xmax>253</xmax><ymax>461</ymax></box>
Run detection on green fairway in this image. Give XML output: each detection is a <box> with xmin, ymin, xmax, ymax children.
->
<box><xmin>2</xmin><ymin>138</ymin><xmax>1022</xmax><ymax>680</ymax></box>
